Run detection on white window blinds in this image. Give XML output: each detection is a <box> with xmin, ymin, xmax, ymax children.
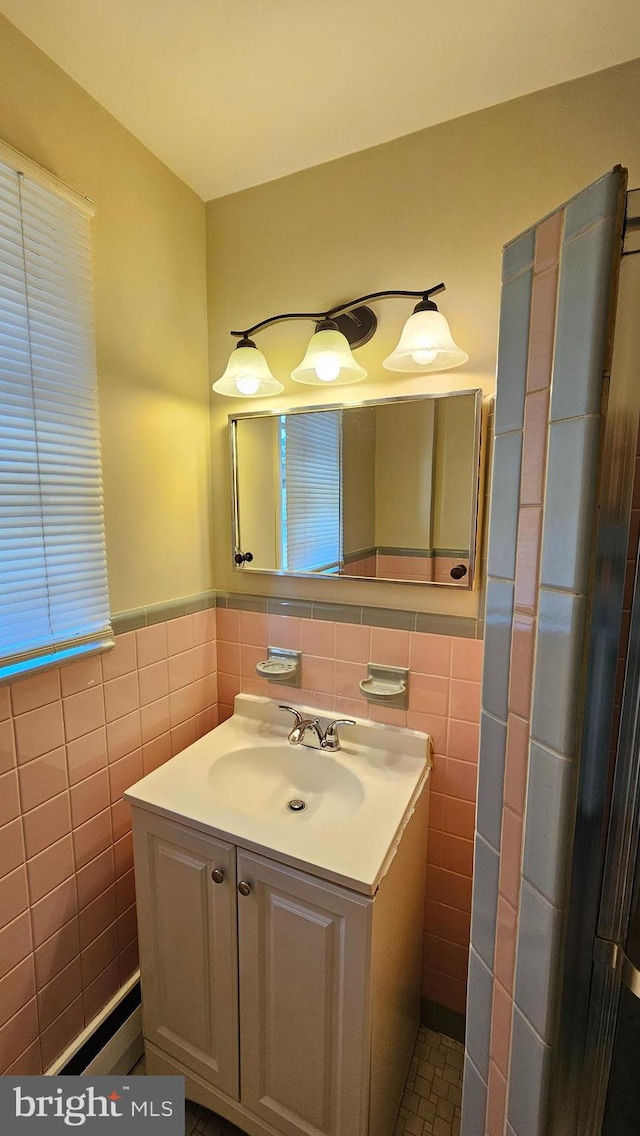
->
<box><xmin>281</xmin><ymin>411</ymin><xmax>342</xmax><ymax>572</ymax></box>
<box><xmin>0</xmin><ymin>148</ymin><xmax>113</xmax><ymax>682</ymax></box>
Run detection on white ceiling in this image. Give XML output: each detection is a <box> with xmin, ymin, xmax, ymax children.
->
<box><xmin>2</xmin><ymin>0</ymin><xmax>640</xmax><ymax>201</ymax></box>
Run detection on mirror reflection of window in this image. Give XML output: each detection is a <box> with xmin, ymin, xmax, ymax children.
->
<box><xmin>280</xmin><ymin>411</ymin><xmax>342</xmax><ymax>573</ymax></box>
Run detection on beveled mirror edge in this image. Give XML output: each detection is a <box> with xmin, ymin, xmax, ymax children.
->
<box><xmin>228</xmin><ymin>387</ymin><xmax>485</xmax><ymax>590</ymax></box>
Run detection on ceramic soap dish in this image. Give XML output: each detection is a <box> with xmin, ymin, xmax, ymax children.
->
<box><xmin>359</xmin><ymin>664</ymin><xmax>409</xmax><ymax>709</ymax></box>
<box><xmin>256</xmin><ymin>647</ymin><xmax>301</xmax><ymax>687</ymax></box>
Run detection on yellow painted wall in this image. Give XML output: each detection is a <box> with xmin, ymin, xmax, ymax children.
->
<box><xmin>342</xmin><ymin>407</ymin><xmax>376</xmax><ymax>555</ymax></box>
<box><xmin>374</xmin><ymin>401</ymin><xmax>435</xmax><ymax>550</ymax></box>
<box><xmin>235</xmin><ymin>416</ymin><xmax>279</xmax><ymax>570</ymax></box>
<box><xmin>206</xmin><ymin>57</ymin><xmax>640</xmax><ymax>617</ymax></box>
<box><xmin>433</xmin><ymin>395</ymin><xmax>477</xmax><ymax>551</ymax></box>
<box><xmin>0</xmin><ymin>14</ymin><xmax>211</xmax><ymax>614</ymax></box>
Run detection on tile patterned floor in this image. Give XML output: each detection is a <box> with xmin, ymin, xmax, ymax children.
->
<box><xmin>131</xmin><ymin>1026</ymin><xmax>463</xmax><ymax>1136</ymax></box>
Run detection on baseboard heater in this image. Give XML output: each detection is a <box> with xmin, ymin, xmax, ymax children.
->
<box><xmin>46</xmin><ymin>972</ymin><xmax>143</xmax><ymax>1076</ymax></box>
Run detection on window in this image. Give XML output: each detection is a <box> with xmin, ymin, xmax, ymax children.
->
<box><xmin>280</xmin><ymin>410</ymin><xmax>342</xmax><ymax>572</ymax></box>
<box><xmin>0</xmin><ymin>142</ymin><xmax>112</xmax><ymax>682</ymax></box>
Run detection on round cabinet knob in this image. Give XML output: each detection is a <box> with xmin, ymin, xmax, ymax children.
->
<box><xmin>450</xmin><ymin>563</ymin><xmax>468</xmax><ymax>580</ymax></box>
<box><xmin>211</xmin><ymin>868</ymin><xmax>225</xmax><ymax>884</ymax></box>
<box><xmin>237</xmin><ymin>880</ymin><xmax>252</xmax><ymax>897</ymax></box>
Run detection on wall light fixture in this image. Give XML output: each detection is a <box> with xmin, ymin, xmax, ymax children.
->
<box><xmin>212</xmin><ymin>283</ymin><xmax>468</xmax><ymax>397</ymax></box>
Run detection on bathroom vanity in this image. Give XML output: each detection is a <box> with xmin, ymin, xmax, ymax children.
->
<box><xmin>126</xmin><ymin>695</ymin><xmax>431</xmax><ymax>1136</ymax></box>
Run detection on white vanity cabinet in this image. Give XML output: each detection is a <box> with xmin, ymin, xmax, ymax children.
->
<box><xmin>132</xmin><ymin>780</ymin><xmax>429</xmax><ymax>1136</ymax></box>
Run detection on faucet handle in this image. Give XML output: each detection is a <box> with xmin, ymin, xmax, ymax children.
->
<box><xmin>322</xmin><ymin>718</ymin><xmax>356</xmax><ymax>750</ymax></box>
<box><xmin>279</xmin><ymin>705</ymin><xmax>303</xmax><ymax>728</ymax></box>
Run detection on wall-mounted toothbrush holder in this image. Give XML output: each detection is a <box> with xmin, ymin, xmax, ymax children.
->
<box><xmin>359</xmin><ymin>663</ymin><xmax>409</xmax><ymax>710</ymax></box>
<box><xmin>256</xmin><ymin>647</ymin><xmax>301</xmax><ymax>687</ymax></box>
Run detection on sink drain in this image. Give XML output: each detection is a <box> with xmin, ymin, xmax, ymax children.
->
<box><xmin>287</xmin><ymin>798</ymin><xmax>307</xmax><ymax>812</ymax></box>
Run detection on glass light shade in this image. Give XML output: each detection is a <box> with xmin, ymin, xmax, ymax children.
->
<box><xmin>383</xmin><ymin>309</ymin><xmax>469</xmax><ymax>373</ymax></box>
<box><xmin>291</xmin><ymin>328</ymin><xmax>367</xmax><ymax>386</ymax></box>
<box><xmin>212</xmin><ymin>344</ymin><xmax>284</xmax><ymax>397</ymax></box>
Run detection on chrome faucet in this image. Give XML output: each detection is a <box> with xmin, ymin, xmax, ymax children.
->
<box><xmin>279</xmin><ymin>706</ymin><xmax>356</xmax><ymax>751</ymax></box>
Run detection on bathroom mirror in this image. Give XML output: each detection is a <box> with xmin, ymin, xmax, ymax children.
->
<box><xmin>230</xmin><ymin>389</ymin><xmax>483</xmax><ymax>587</ymax></box>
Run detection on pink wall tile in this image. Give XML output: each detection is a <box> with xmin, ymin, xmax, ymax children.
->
<box><xmin>0</xmin><ymin>768</ymin><xmax>20</xmax><ymax>826</ymax></box>
<box><xmin>119</xmin><ymin>939</ymin><xmax>139</xmax><ymax>984</ymax></box>
<box><xmin>301</xmin><ymin>619</ymin><xmax>335</xmax><ymax>659</ymax></box>
<box><xmin>509</xmin><ymin>611</ymin><xmax>536</xmax><ymax>721</ymax></box>
<box><xmin>135</xmin><ymin>624</ymin><xmax>167</xmax><ymax>667</ymax></box>
<box><xmin>34</xmin><ymin>918</ymin><xmax>79</xmax><ymax>990</ymax></box>
<box><xmin>0</xmin><ymin>999</ymin><xmax>39</xmax><ymax>1073</ymax></box>
<box><xmin>521</xmin><ymin>389</ymin><xmax>550</xmax><ymax>508</ymax></box>
<box><xmin>443</xmin><ymin>797</ymin><xmax>476</xmax><ymax>841</ymax></box>
<box><xmin>101</xmin><ymin>632</ymin><xmax>137</xmax><ymax>681</ymax></box>
<box><xmin>106</xmin><ymin>712</ymin><xmax>141</xmax><ymax>764</ymax></box>
<box><xmin>168</xmin><ymin>651</ymin><xmax>195</xmax><ymax>693</ymax></box>
<box><xmin>407</xmin><ymin>711</ymin><xmax>447</xmax><ymax>754</ymax></box>
<box><xmin>447</xmin><ymin>719</ymin><xmax>480</xmax><ymax>763</ymax></box>
<box><xmin>499</xmin><ymin>808</ymin><xmax>523</xmax><ymax>908</ymax></box>
<box><xmin>0</xmin><ymin>912</ymin><xmax>33</xmax><ymax>982</ymax></box>
<box><xmin>72</xmin><ymin>809</ymin><xmax>113</xmax><ymax>871</ymax></box>
<box><xmin>0</xmin><ymin>718</ymin><xmax>16</xmax><ymax>775</ymax></box>
<box><xmin>78</xmin><ymin>887</ymin><xmax>116</xmax><ymax>952</ymax></box>
<box><xmin>171</xmin><ymin>718</ymin><xmax>197</xmax><ymax>755</ymax></box>
<box><xmin>0</xmin><ymin>955</ymin><xmax>36</xmax><ymax>1029</ymax></box>
<box><xmin>30</xmin><ymin>877</ymin><xmax>78</xmax><ymax>949</ymax></box>
<box><xmin>142</xmin><ymin>732</ymin><xmax>172</xmax><ymax>775</ymax></box>
<box><xmin>67</xmin><ymin>728</ymin><xmax>107</xmax><ymax>786</ymax></box>
<box><xmin>169</xmin><ymin>686</ymin><xmax>196</xmax><ymax>728</ymax></box>
<box><xmin>0</xmin><ymin>818</ymin><xmax>26</xmax><ymax>879</ymax></box>
<box><xmin>216</xmin><ymin>608</ymin><xmax>240</xmax><ymax>643</ymax></box>
<box><xmin>140</xmin><ymin>698</ymin><xmax>170</xmax><ymax>745</ymax></box>
<box><xmin>81</xmin><ymin>922</ymin><xmax>119</xmax><ymax>986</ymax></box>
<box><xmin>409</xmin><ymin>673</ymin><xmax>449</xmax><ymax>717</ymax></box>
<box><xmin>14</xmin><ymin>703</ymin><xmax>65</xmax><ymax>763</ymax></box>
<box><xmin>63</xmin><ymin>688</ymin><xmax>105</xmax><ymax>743</ymax></box>
<box><xmin>0</xmin><ymin>866</ymin><xmax>29</xmax><ymax>930</ymax></box>
<box><xmin>23</xmin><ymin>793</ymin><xmax>71</xmax><ymax>860</ymax></box>
<box><xmin>0</xmin><ymin>686</ymin><xmax>11</xmax><ymax>721</ymax></box>
<box><xmin>192</xmin><ymin>608</ymin><xmax>216</xmax><ymax>646</ymax></box>
<box><xmin>302</xmin><ymin>656</ymin><xmax>334</xmax><ymax>695</ymax></box>
<box><xmin>4</xmin><ymin>1037</ymin><xmax>42</xmax><ymax>1075</ymax></box>
<box><xmin>486</xmin><ymin>1060</ymin><xmax>507</xmax><ymax>1136</ymax></box>
<box><xmin>70</xmin><ymin>769</ymin><xmax>110</xmax><ymax>830</ymax></box>
<box><xmin>371</xmin><ymin>627</ymin><xmax>410</xmax><ymax>668</ymax></box>
<box><xmin>19</xmin><ymin>747</ymin><xmax>67</xmax><ymax>812</ymax></box>
<box><xmin>108</xmin><ymin>750</ymin><xmax>143</xmax><ymax>804</ymax></box>
<box><xmin>269</xmin><ymin>615</ymin><xmax>301</xmax><ymax>650</ymax></box>
<box><xmin>217</xmin><ymin>641</ymin><xmax>241</xmax><ymax>676</ymax></box>
<box><xmin>441</xmin><ymin>833</ymin><xmax>474</xmax><ymax>877</ymax></box>
<box><xmin>111</xmin><ymin>799</ymin><xmax>132</xmax><ymax>843</ymax></box>
<box><xmin>514</xmin><ymin>506</ymin><xmax>543</xmax><ymax>614</ymax></box>
<box><xmin>527</xmin><ymin>265</ymin><xmax>559</xmax><ymax>392</ymax></box>
<box><xmin>76</xmin><ymin>848</ymin><xmax>115</xmax><ymax>910</ymax></box>
<box><xmin>335</xmin><ymin>623</ymin><xmax>370</xmax><ymax>663</ymax></box>
<box><xmin>10</xmin><ymin>670</ymin><xmax>61</xmax><ymax>717</ymax></box>
<box><xmin>61</xmin><ymin>657</ymin><xmax>102</xmax><ymax>698</ymax></box>
<box><xmin>138</xmin><ymin>661</ymin><xmax>169</xmax><ymax>706</ymax></box>
<box><xmin>239</xmin><ymin>610</ymin><xmax>269</xmax><ymax>647</ymax></box>
<box><xmin>490</xmin><ymin>979</ymin><xmax>513</xmax><ymax>1077</ymax></box>
<box><xmin>167</xmin><ymin>615</ymin><xmax>194</xmax><ymax>656</ymax></box>
<box><xmin>494</xmin><ymin>897</ymin><xmax>518</xmax><ymax>993</ymax></box>
<box><xmin>103</xmin><ymin>674</ymin><xmax>138</xmax><ymax>724</ymax></box>
<box><xmin>449</xmin><ymin>680</ymin><xmax>481</xmax><ymax>724</ymax></box>
<box><xmin>504</xmin><ymin>714</ymin><xmax>529</xmax><ymax>818</ymax></box>
<box><xmin>26</xmin><ymin>834</ymin><xmax>75</xmax><ymax>904</ymax></box>
<box><xmin>451</xmin><ymin>638</ymin><xmax>483</xmax><ymax>682</ymax></box>
<box><xmin>534</xmin><ymin>210</ymin><xmax>563</xmax><ymax>274</ymax></box>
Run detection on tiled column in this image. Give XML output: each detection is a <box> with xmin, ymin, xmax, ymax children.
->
<box><xmin>463</xmin><ymin>169</ymin><xmax>625</xmax><ymax>1136</ymax></box>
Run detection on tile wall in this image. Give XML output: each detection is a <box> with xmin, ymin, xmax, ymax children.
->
<box><xmin>215</xmin><ymin>605</ymin><xmax>483</xmax><ymax>1016</ymax></box>
<box><xmin>1</xmin><ymin>590</ymin><xmax>483</xmax><ymax>1075</ymax></box>
<box><xmin>463</xmin><ymin>169</ymin><xmax>625</xmax><ymax>1136</ymax></box>
<box><xmin>0</xmin><ymin>609</ymin><xmax>217</xmax><ymax>1074</ymax></box>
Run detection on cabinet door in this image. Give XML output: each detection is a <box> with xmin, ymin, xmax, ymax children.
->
<box><xmin>132</xmin><ymin>810</ymin><xmax>239</xmax><ymax>1097</ymax></box>
<box><xmin>237</xmin><ymin>850</ymin><xmax>372</xmax><ymax>1136</ymax></box>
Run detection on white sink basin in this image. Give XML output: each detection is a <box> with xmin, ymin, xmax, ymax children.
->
<box><xmin>206</xmin><ymin>744</ymin><xmax>365</xmax><ymax>822</ymax></box>
<box><xmin>126</xmin><ymin>694</ymin><xmax>431</xmax><ymax>894</ymax></box>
